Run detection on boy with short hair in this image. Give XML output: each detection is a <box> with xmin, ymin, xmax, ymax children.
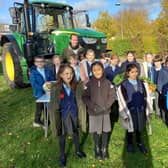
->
<box><xmin>30</xmin><ymin>56</ymin><xmax>55</xmax><ymax>127</ymax></box>
<box><xmin>105</xmin><ymin>54</ymin><xmax>121</xmax><ymax>82</ymax></box>
<box><xmin>68</xmin><ymin>54</ymin><xmax>80</xmax><ymax>81</ymax></box>
<box><xmin>153</xmin><ymin>55</ymin><xmax>168</xmax><ymax>118</ymax></box>
<box><xmin>100</xmin><ymin>53</ymin><xmax>109</xmax><ymax>69</ymax></box>
<box><xmin>48</xmin><ymin>55</ymin><xmax>61</xmax><ymax>79</ymax></box>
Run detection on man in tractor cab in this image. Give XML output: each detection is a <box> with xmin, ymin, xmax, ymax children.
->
<box><xmin>62</xmin><ymin>34</ymin><xmax>85</xmax><ymax>63</ymax></box>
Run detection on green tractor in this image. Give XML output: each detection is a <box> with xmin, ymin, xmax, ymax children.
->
<box><xmin>0</xmin><ymin>0</ymin><xmax>107</xmax><ymax>88</ymax></box>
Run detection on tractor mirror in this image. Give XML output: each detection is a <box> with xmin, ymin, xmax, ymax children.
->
<box><xmin>9</xmin><ymin>7</ymin><xmax>20</xmax><ymax>24</ymax></box>
<box><xmin>85</xmin><ymin>14</ymin><xmax>91</xmax><ymax>27</ymax></box>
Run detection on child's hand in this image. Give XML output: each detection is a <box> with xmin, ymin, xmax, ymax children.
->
<box><xmin>43</xmin><ymin>82</ymin><xmax>51</xmax><ymax>91</ymax></box>
<box><xmin>45</xmin><ymin>82</ymin><xmax>52</xmax><ymax>89</ymax></box>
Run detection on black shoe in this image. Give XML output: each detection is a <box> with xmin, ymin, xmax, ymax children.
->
<box><xmin>76</xmin><ymin>151</ymin><xmax>86</xmax><ymax>158</ymax></box>
<box><xmin>127</xmin><ymin>144</ymin><xmax>135</xmax><ymax>154</ymax></box>
<box><xmin>137</xmin><ymin>143</ymin><xmax>148</xmax><ymax>154</ymax></box>
<box><xmin>95</xmin><ymin>146</ymin><xmax>101</xmax><ymax>160</ymax></box>
<box><xmin>33</xmin><ymin>120</ymin><xmax>44</xmax><ymax>127</ymax></box>
<box><xmin>102</xmin><ymin>148</ymin><xmax>109</xmax><ymax>160</ymax></box>
<box><xmin>59</xmin><ymin>155</ymin><xmax>66</xmax><ymax>167</ymax></box>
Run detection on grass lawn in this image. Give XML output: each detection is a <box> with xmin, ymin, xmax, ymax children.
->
<box><xmin>0</xmin><ymin>67</ymin><xmax>168</xmax><ymax>168</ymax></box>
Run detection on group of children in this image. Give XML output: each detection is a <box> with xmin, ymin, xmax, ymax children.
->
<box><xmin>30</xmin><ymin>48</ymin><xmax>168</xmax><ymax>167</ymax></box>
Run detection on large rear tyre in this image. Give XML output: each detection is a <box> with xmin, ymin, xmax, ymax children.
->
<box><xmin>2</xmin><ymin>42</ymin><xmax>28</xmax><ymax>88</ymax></box>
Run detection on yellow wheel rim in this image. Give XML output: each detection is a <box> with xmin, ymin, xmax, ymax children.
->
<box><xmin>5</xmin><ymin>52</ymin><xmax>14</xmax><ymax>81</ymax></box>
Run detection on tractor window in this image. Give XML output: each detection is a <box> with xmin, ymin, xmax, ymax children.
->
<box><xmin>20</xmin><ymin>8</ymin><xmax>33</xmax><ymax>34</ymax></box>
<box><xmin>73</xmin><ymin>13</ymin><xmax>86</xmax><ymax>28</ymax></box>
<box><xmin>73</xmin><ymin>11</ymin><xmax>91</xmax><ymax>28</ymax></box>
<box><xmin>35</xmin><ymin>7</ymin><xmax>73</xmax><ymax>32</ymax></box>
<box><xmin>20</xmin><ymin>12</ymin><xmax>25</xmax><ymax>33</ymax></box>
<box><xmin>57</xmin><ymin>15</ymin><xmax>64</xmax><ymax>29</ymax></box>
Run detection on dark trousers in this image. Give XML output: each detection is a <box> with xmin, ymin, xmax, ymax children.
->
<box><xmin>126</xmin><ymin>130</ymin><xmax>142</xmax><ymax>145</ymax></box>
<box><xmin>59</xmin><ymin>132</ymin><xmax>80</xmax><ymax>158</ymax></box>
<box><xmin>35</xmin><ymin>102</ymin><xmax>44</xmax><ymax>122</ymax></box>
<box><xmin>93</xmin><ymin>132</ymin><xmax>109</xmax><ymax>149</ymax></box>
<box><xmin>166</xmin><ymin>110</ymin><xmax>168</xmax><ymax>126</ymax></box>
<box><xmin>154</xmin><ymin>91</ymin><xmax>163</xmax><ymax>118</ymax></box>
<box><xmin>164</xmin><ymin>110</ymin><xmax>168</xmax><ymax>126</ymax></box>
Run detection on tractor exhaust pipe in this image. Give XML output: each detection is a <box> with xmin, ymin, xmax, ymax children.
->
<box><xmin>23</xmin><ymin>0</ymin><xmax>34</xmax><ymax>67</ymax></box>
<box><xmin>24</xmin><ymin>0</ymin><xmax>31</xmax><ymax>39</ymax></box>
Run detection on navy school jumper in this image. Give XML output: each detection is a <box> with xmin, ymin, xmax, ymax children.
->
<box><xmin>105</xmin><ymin>65</ymin><xmax>121</xmax><ymax>82</ymax></box>
<box><xmin>60</xmin><ymin>86</ymin><xmax>78</xmax><ymax>120</ymax></box>
<box><xmin>121</xmin><ymin>79</ymin><xmax>147</xmax><ymax>131</ymax></box>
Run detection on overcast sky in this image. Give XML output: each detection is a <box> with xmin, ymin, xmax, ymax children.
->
<box><xmin>0</xmin><ymin>0</ymin><xmax>161</xmax><ymax>23</ymax></box>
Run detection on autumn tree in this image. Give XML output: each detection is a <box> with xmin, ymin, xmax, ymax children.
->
<box><xmin>115</xmin><ymin>8</ymin><xmax>158</xmax><ymax>57</ymax></box>
<box><xmin>92</xmin><ymin>11</ymin><xmax>117</xmax><ymax>49</ymax></box>
<box><xmin>93</xmin><ymin>8</ymin><xmax>159</xmax><ymax>57</ymax></box>
<box><xmin>155</xmin><ymin>0</ymin><xmax>168</xmax><ymax>56</ymax></box>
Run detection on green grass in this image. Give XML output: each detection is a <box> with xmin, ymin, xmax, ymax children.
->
<box><xmin>0</xmin><ymin>74</ymin><xmax>168</xmax><ymax>168</ymax></box>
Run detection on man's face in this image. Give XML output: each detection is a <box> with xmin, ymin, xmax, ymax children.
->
<box><xmin>70</xmin><ymin>35</ymin><xmax>78</xmax><ymax>48</ymax></box>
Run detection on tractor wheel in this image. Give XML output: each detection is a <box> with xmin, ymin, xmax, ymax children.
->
<box><xmin>2</xmin><ymin>42</ymin><xmax>28</xmax><ymax>88</ymax></box>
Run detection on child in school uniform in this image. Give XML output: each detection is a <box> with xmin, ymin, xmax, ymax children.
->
<box><xmin>120</xmin><ymin>51</ymin><xmax>141</xmax><ymax>74</ymax></box>
<box><xmin>153</xmin><ymin>55</ymin><xmax>168</xmax><ymax>118</ymax></box>
<box><xmin>117</xmin><ymin>64</ymin><xmax>152</xmax><ymax>154</ymax></box>
<box><xmin>162</xmin><ymin>83</ymin><xmax>168</xmax><ymax>126</ymax></box>
<box><xmin>49</xmin><ymin>64</ymin><xmax>86</xmax><ymax>167</ymax></box>
<box><xmin>80</xmin><ymin>49</ymin><xmax>96</xmax><ymax>84</ymax></box>
<box><xmin>78</xmin><ymin>49</ymin><xmax>96</xmax><ymax>132</ymax></box>
<box><xmin>68</xmin><ymin>54</ymin><xmax>80</xmax><ymax>82</ymax></box>
<box><xmin>100</xmin><ymin>53</ymin><xmax>109</xmax><ymax>69</ymax></box>
<box><xmin>140</xmin><ymin>53</ymin><xmax>154</xmax><ymax>80</ymax></box>
<box><xmin>48</xmin><ymin>55</ymin><xmax>61</xmax><ymax>80</ymax></box>
<box><xmin>82</xmin><ymin>62</ymin><xmax>115</xmax><ymax>160</ymax></box>
<box><xmin>140</xmin><ymin>53</ymin><xmax>155</xmax><ymax>112</ymax></box>
<box><xmin>161</xmin><ymin>57</ymin><xmax>168</xmax><ymax>126</ymax></box>
<box><xmin>105</xmin><ymin>54</ymin><xmax>121</xmax><ymax>82</ymax></box>
<box><xmin>105</xmin><ymin>54</ymin><xmax>121</xmax><ymax>123</ymax></box>
<box><xmin>30</xmin><ymin>56</ymin><xmax>55</xmax><ymax>127</ymax></box>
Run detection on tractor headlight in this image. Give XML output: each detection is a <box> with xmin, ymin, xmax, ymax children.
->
<box><xmin>82</xmin><ymin>37</ymin><xmax>97</xmax><ymax>44</ymax></box>
<box><xmin>101</xmin><ymin>38</ymin><xmax>107</xmax><ymax>44</ymax></box>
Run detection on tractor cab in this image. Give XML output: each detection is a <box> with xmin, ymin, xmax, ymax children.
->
<box><xmin>1</xmin><ymin>0</ymin><xmax>107</xmax><ymax>88</ymax></box>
